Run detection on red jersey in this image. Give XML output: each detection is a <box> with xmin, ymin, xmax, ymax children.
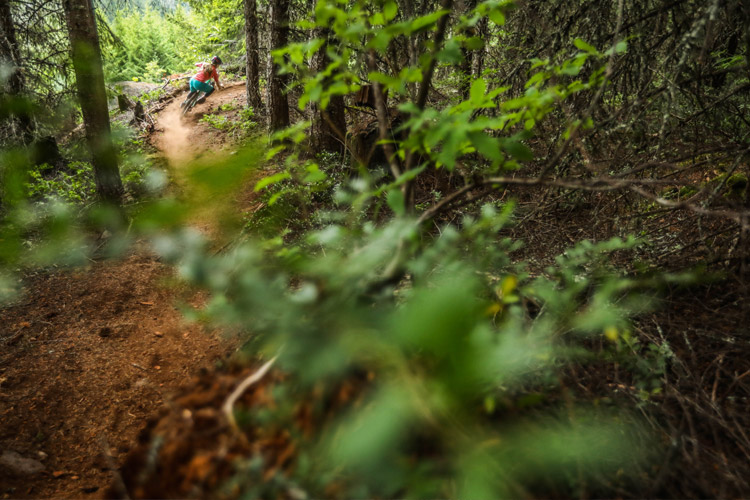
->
<box><xmin>193</xmin><ymin>63</ymin><xmax>220</xmax><ymax>86</ymax></box>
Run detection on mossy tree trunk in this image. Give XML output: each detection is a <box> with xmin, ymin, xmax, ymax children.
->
<box><xmin>310</xmin><ymin>22</ymin><xmax>346</xmax><ymax>155</ymax></box>
<box><xmin>244</xmin><ymin>0</ymin><xmax>263</xmax><ymax>112</ymax></box>
<box><xmin>62</xmin><ymin>0</ymin><xmax>123</xmax><ymax>205</ymax></box>
<box><xmin>0</xmin><ymin>0</ymin><xmax>34</xmax><ymax>145</ymax></box>
<box><xmin>267</xmin><ymin>0</ymin><xmax>289</xmax><ymax>131</ymax></box>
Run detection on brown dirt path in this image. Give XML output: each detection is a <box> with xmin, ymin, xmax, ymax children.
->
<box><xmin>153</xmin><ymin>83</ymin><xmax>261</xmax><ymax>238</ymax></box>
<box><xmin>0</xmin><ymin>82</ymin><xmax>253</xmax><ymax>499</ymax></box>
<box><xmin>154</xmin><ymin>82</ymin><xmax>249</xmax><ymax>164</ymax></box>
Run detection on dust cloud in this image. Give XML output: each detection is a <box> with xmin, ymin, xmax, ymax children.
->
<box><xmin>156</xmin><ymin>104</ymin><xmax>192</xmax><ymax>166</ymax></box>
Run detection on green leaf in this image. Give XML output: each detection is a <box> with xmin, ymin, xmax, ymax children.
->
<box><xmin>464</xmin><ymin>36</ymin><xmax>484</xmax><ymax>50</ymax></box>
<box><xmin>573</xmin><ymin>38</ymin><xmax>597</xmax><ymax>54</ymax></box>
<box><xmin>470</xmin><ymin>78</ymin><xmax>486</xmax><ymax>102</ymax></box>
<box><xmin>400</xmin><ymin>67</ymin><xmax>423</xmax><ymax>83</ymax></box>
<box><xmin>384</xmin><ymin>1</ymin><xmax>398</xmax><ymax>21</ymax></box>
<box><xmin>605</xmin><ymin>40</ymin><xmax>628</xmax><ymax>56</ymax></box>
<box><xmin>525</xmin><ymin>71</ymin><xmax>546</xmax><ymax>88</ymax></box>
<box><xmin>488</xmin><ymin>10</ymin><xmax>505</xmax><ymax>26</ymax></box>
<box><xmin>370</xmin><ymin>12</ymin><xmax>385</xmax><ymax>25</ymax></box>
<box><xmin>254</xmin><ymin>171</ymin><xmax>291</xmax><ymax>192</ymax></box>
<box><xmin>560</xmin><ymin>65</ymin><xmax>581</xmax><ymax>76</ymax></box>
<box><xmin>368</xmin><ymin>30</ymin><xmax>392</xmax><ymax>51</ymax></box>
<box><xmin>501</xmin><ymin>139</ymin><xmax>533</xmax><ymax>162</ymax></box>
<box><xmin>530</xmin><ymin>58</ymin><xmax>548</xmax><ymax>69</ymax></box>
<box><xmin>437</xmin><ymin>38</ymin><xmax>463</xmax><ymax>64</ymax></box>
<box><xmin>368</xmin><ymin>71</ymin><xmax>401</xmax><ymax>92</ymax></box>
<box><xmin>267</xmin><ymin>188</ymin><xmax>289</xmax><ymax>206</ymax></box>
<box><xmin>468</xmin><ymin>131</ymin><xmax>502</xmax><ymax>162</ymax></box>
<box><xmin>410</xmin><ymin>10</ymin><xmax>448</xmax><ymax>33</ymax></box>
<box><xmin>437</xmin><ymin>129</ymin><xmax>465</xmax><ymax>169</ymax></box>
<box><xmin>303</xmin><ymin>164</ymin><xmax>327</xmax><ymax>184</ymax></box>
<box><xmin>386</xmin><ymin>189</ymin><xmax>405</xmax><ymax>216</ymax></box>
<box><xmin>390</xmin><ymin>164</ymin><xmax>427</xmax><ymax>187</ymax></box>
<box><xmin>329</xmin><ymin>384</ymin><xmax>416</xmax><ymax>469</ymax></box>
<box><xmin>265</xmin><ymin>145</ymin><xmax>286</xmax><ymax>160</ymax></box>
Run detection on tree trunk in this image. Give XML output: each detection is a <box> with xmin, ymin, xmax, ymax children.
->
<box><xmin>743</xmin><ymin>0</ymin><xmax>750</xmax><ymax>82</ymax></box>
<box><xmin>62</xmin><ymin>0</ymin><xmax>123</xmax><ymax>205</ymax></box>
<box><xmin>0</xmin><ymin>0</ymin><xmax>34</xmax><ymax>145</ymax></box>
<box><xmin>310</xmin><ymin>25</ymin><xmax>346</xmax><ymax>154</ymax></box>
<box><xmin>471</xmin><ymin>15</ymin><xmax>487</xmax><ymax>81</ymax></box>
<box><xmin>457</xmin><ymin>0</ymin><xmax>472</xmax><ymax>100</ymax></box>
<box><xmin>244</xmin><ymin>0</ymin><xmax>263</xmax><ymax>111</ymax></box>
<box><xmin>267</xmin><ymin>0</ymin><xmax>289</xmax><ymax>131</ymax></box>
<box><xmin>399</xmin><ymin>0</ymin><xmax>419</xmax><ymax>99</ymax></box>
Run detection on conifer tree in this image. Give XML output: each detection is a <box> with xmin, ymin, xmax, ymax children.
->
<box><xmin>62</xmin><ymin>0</ymin><xmax>123</xmax><ymax>204</ymax></box>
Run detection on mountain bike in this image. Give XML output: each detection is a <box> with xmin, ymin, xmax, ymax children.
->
<box><xmin>180</xmin><ymin>80</ymin><xmax>214</xmax><ymax>116</ymax></box>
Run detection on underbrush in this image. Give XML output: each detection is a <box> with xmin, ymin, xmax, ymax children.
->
<box><xmin>139</xmin><ymin>182</ymin><xmax>700</xmax><ymax>499</ymax></box>
<box><xmin>244</xmin><ymin>151</ymin><xmax>350</xmax><ymax>239</ymax></box>
<box><xmin>200</xmin><ymin>104</ymin><xmax>257</xmax><ymax>140</ymax></box>
<box><xmin>4</xmin><ymin>0</ymin><xmax>750</xmax><ymax>496</ymax></box>
<box><xmin>229</xmin><ymin>124</ymin><xmax>744</xmax><ymax>500</ymax></box>
<box><xmin>26</xmin><ymin>161</ymin><xmax>97</xmax><ymax>203</ymax></box>
<box><xmin>24</xmin><ymin>123</ymin><xmax>165</xmax><ymax>205</ymax></box>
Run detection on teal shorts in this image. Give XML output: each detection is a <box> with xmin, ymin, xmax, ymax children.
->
<box><xmin>189</xmin><ymin>78</ymin><xmax>214</xmax><ymax>95</ymax></box>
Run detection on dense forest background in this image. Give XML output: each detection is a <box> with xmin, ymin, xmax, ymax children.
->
<box><xmin>2</xmin><ymin>0</ymin><xmax>750</xmax><ymax>498</ymax></box>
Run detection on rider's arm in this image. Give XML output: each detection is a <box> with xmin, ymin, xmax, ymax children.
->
<box><xmin>213</xmin><ymin>69</ymin><xmax>222</xmax><ymax>89</ymax></box>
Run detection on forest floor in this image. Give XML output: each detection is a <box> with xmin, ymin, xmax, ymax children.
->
<box><xmin>0</xmin><ymin>82</ymin><xmax>257</xmax><ymax>499</ymax></box>
<box><xmin>2</xmin><ymin>82</ymin><xmax>750</xmax><ymax>499</ymax></box>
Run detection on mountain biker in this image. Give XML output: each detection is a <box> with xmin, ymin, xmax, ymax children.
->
<box><xmin>181</xmin><ymin>55</ymin><xmax>223</xmax><ymax>108</ymax></box>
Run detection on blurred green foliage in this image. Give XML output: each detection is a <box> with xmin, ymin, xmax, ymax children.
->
<box><xmin>26</xmin><ymin>161</ymin><xmax>96</xmax><ymax>203</ymax></box>
<box><xmin>159</xmin><ymin>184</ymin><xmax>663</xmax><ymax>497</ymax></box>
<box><xmin>209</xmin><ymin>1</ymin><xmax>685</xmax><ymax>496</ymax></box>
<box><xmin>183</xmin><ymin>0</ymin><xmax>259</xmax><ymax>65</ymax></box>
<box><xmin>199</xmin><ymin>106</ymin><xmax>257</xmax><ymax>137</ymax></box>
<box><xmin>103</xmin><ymin>5</ymin><xmax>225</xmax><ymax>83</ymax></box>
<box><xmin>0</xmin><ymin>0</ymin><xmax>698</xmax><ymax>497</ymax></box>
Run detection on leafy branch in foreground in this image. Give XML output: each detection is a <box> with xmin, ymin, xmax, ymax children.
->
<box><xmin>152</xmin><ymin>182</ymin><xmax>688</xmax><ymax>497</ymax></box>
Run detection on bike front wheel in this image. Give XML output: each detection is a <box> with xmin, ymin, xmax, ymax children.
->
<box><xmin>181</xmin><ymin>92</ymin><xmax>199</xmax><ymax>116</ymax></box>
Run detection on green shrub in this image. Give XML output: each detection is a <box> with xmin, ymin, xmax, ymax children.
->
<box><xmin>199</xmin><ymin>106</ymin><xmax>257</xmax><ymax>137</ymax></box>
<box><xmin>103</xmin><ymin>6</ymin><xmax>195</xmax><ymax>82</ymax></box>
<box><xmin>26</xmin><ymin>161</ymin><xmax>96</xmax><ymax>203</ymax></box>
<box><xmin>160</xmin><ymin>192</ymin><xmax>663</xmax><ymax>498</ymax></box>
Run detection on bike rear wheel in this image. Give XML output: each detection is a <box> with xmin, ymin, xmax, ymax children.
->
<box><xmin>181</xmin><ymin>91</ymin><xmax>200</xmax><ymax>116</ymax></box>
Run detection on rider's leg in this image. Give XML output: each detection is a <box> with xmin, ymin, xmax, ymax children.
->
<box><xmin>180</xmin><ymin>91</ymin><xmax>196</xmax><ymax>108</ymax></box>
<box><xmin>194</xmin><ymin>81</ymin><xmax>214</xmax><ymax>104</ymax></box>
<box><xmin>182</xmin><ymin>79</ymin><xmax>201</xmax><ymax>107</ymax></box>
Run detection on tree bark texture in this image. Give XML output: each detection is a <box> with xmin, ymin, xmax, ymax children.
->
<box><xmin>0</xmin><ymin>0</ymin><xmax>34</xmax><ymax>144</ymax></box>
<box><xmin>310</xmin><ymin>25</ymin><xmax>346</xmax><ymax>154</ymax></box>
<box><xmin>399</xmin><ymin>0</ymin><xmax>419</xmax><ymax>99</ymax></box>
<box><xmin>267</xmin><ymin>0</ymin><xmax>289</xmax><ymax>131</ymax></box>
<box><xmin>457</xmin><ymin>0</ymin><xmax>472</xmax><ymax>101</ymax></box>
<box><xmin>471</xmin><ymin>15</ymin><xmax>487</xmax><ymax>80</ymax></box>
<box><xmin>244</xmin><ymin>0</ymin><xmax>263</xmax><ymax>111</ymax></box>
<box><xmin>742</xmin><ymin>0</ymin><xmax>750</xmax><ymax>81</ymax></box>
<box><xmin>62</xmin><ymin>0</ymin><xmax>123</xmax><ymax>204</ymax></box>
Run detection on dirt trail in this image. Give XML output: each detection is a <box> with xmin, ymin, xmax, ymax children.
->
<box><xmin>154</xmin><ymin>82</ymin><xmax>248</xmax><ymax>165</ymax></box>
<box><xmin>154</xmin><ymin>83</ymin><xmax>258</xmax><ymax>238</ymax></box>
<box><xmin>155</xmin><ymin>105</ymin><xmax>192</xmax><ymax>164</ymax></box>
<box><xmin>0</xmin><ymin>82</ymin><xmax>252</xmax><ymax>499</ymax></box>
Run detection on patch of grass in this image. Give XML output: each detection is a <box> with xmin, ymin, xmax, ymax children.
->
<box><xmin>135</xmin><ymin>87</ymin><xmax>167</xmax><ymax>105</ymax></box>
<box><xmin>200</xmin><ymin>114</ymin><xmax>232</xmax><ymax>130</ymax></box>
<box><xmin>200</xmin><ymin>106</ymin><xmax>258</xmax><ymax>137</ymax></box>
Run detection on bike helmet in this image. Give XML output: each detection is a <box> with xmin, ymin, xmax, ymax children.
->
<box><xmin>211</xmin><ymin>55</ymin><xmax>222</xmax><ymax>65</ymax></box>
